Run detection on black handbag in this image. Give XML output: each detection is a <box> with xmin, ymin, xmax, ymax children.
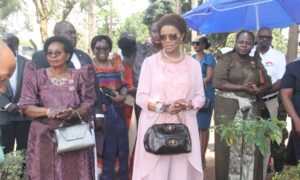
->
<box><xmin>199</xmin><ymin>98</ymin><xmax>212</xmax><ymax>112</ymax></box>
<box><xmin>143</xmin><ymin>114</ymin><xmax>192</xmax><ymax>155</ymax></box>
<box><xmin>199</xmin><ymin>81</ymin><xmax>212</xmax><ymax>112</ymax></box>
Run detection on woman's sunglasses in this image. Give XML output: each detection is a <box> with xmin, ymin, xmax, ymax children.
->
<box><xmin>159</xmin><ymin>33</ymin><xmax>179</xmax><ymax>41</ymax></box>
<box><xmin>192</xmin><ymin>41</ymin><xmax>202</xmax><ymax>46</ymax></box>
<box><xmin>46</xmin><ymin>50</ymin><xmax>64</xmax><ymax>57</ymax></box>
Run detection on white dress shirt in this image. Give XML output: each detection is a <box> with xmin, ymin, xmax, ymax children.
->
<box><xmin>251</xmin><ymin>46</ymin><xmax>286</xmax><ymax>98</ymax></box>
<box><xmin>71</xmin><ymin>53</ymin><xmax>81</xmax><ymax>69</ymax></box>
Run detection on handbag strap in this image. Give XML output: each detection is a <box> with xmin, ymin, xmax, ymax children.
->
<box><xmin>153</xmin><ymin>113</ymin><xmax>184</xmax><ymax>124</ymax></box>
<box><xmin>59</xmin><ymin>109</ymin><xmax>85</xmax><ymax>127</ymax></box>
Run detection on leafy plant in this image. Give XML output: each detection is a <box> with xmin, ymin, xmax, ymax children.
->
<box><xmin>213</xmin><ymin>117</ymin><xmax>287</xmax><ymax>156</ymax></box>
<box><xmin>0</xmin><ymin>150</ymin><xmax>26</xmax><ymax>180</ymax></box>
<box><xmin>272</xmin><ymin>163</ymin><xmax>300</xmax><ymax>180</ymax></box>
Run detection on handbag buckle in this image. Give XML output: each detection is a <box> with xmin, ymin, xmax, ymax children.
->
<box><xmin>163</xmin><ymin>124</ymin><xmax>175</xmax><ymax>132</ymax></box>
<box><xmin>166</xmin><ymin>138</ymin><xmax>178</xmax><ymax>147</ymax></box>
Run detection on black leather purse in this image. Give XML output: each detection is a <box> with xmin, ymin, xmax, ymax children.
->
<box><xmin>199</xmin><ymin>81</ymin><xmax>212</xmax><ymax>112</ymax></box>
<box><xmin>143</xmin><ymin>114</ymin><xmax>192</xmax><ymax>155</ymax></box>
<box><xmin>199</xmin><ymin>98</ymin><xmax>212</xmax><ymax>112</ymax></box>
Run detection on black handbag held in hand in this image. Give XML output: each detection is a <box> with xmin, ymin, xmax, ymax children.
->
<box><xmin>143</xmin><ymin>113</ymin><xmax>192</xmax><ymax>155</ymax></box>
<box><xmin>199</xmin><ymin>81</ymin><xmax>212</xmax><ymax>112</ymax></box>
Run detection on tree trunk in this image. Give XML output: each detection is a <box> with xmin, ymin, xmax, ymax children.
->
<box><xmin>40</xmin><ymin>16</ymin><xmax>48</xmax><ymax>42</ymax></box>
<box><xmin>286</xmin><ymin>23</ymin><xmax>299</xmax><ymax>63</ymax></box>
<box><xmin>62</xmin><ymin>0</ymin><xmax>77</xmax><ymax>21</ymax></box>
<box><xmin>87</xmin><ymin>0</ymin><xmax>94</xmax><ymax>54</ymax></box>
<box><xmin>176</xmin><ymin>0</ymin><xmax>182</xmax><ymax>14</ymax></box>
<box><xmin>108</xmin><ymin>0</ymin><xmax>113</xmax><ymax>37</ymax></box>
<box><xmin>32</xmin><ymin>0</ymin><xmax>48</xmax><ymax>43</ymax></box>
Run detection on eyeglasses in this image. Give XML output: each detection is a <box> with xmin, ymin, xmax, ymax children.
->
<box><xmin>192</xmin><ymin>41</ymin><xmax>202</xmax><ymax>46</ymax></box>
<box><xmin>46</xmin><ymin>51</ymin><xmax>64</xmax><ymax>57</ymax></box>
<box><xmin>159</xmin><ymin>33</ymin><xmax>179</xmax><ymax>41</ymax></box>
<box><xmin>258</xmin><ymin>35</ymin><xmax>272</xmax><ymax>40</ymax></box>
<box><xmin>94</xmin><ymin>47</ymin><xmax>110</xmax><ymax>52</ymax></box>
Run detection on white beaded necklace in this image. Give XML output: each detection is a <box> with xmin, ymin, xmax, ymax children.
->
<box><xmin>162</xmin><ymin>49</ymin><xmax>183</xmax><ymax>63</ymax></box>
<box><xmin>49</xmin><ymin>70</ymin><xmax>68</xmax><ymax>86</ymax></box>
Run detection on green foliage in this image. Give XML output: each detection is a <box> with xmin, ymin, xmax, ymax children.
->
<box><xmin>94</xmin><ymin>4</ymin><xmax>122</xmax><ymax>52</ymax></box>
<box><xmin>0</xmin><ymin>0</ymin><xmax>22</xmax><ymax>33</ymax></box>
<box><xmin>0</xmin><ymin>0</ymin><xmax>21</xmax><ymax>19</ymax></box>
<box><xmin>181</xmin><ymin>0</ymin><xmax>203</xmax><ymax>14</ymax></box>
<box><xmin>272</xmin><ymin>163</ymin><xmax>300</xmax><ymax>180</ymax></box>
<box><xmin>0</xmin><ymin>150</ymin><xmax>26</xmax><ymax>180</ymax></box>
<box><xmin>207</xmin><ymin>33</ymin><xmax>230</xmax><ymax>49</ymax></box>
<box><xmin>226</xmin><ymin>32</ymin><xmax>237</xmax><ymax>48</ymax></box>
<box><xmin>213</xmin><ymin>117</ymin><xmax>287</xmax><ymax>156</ymax></box>
<box><xmin>272</xmin><ymin>29</ymin><xmax>288</xmax><ymax>54</ymax></box>
<box><xmin>120</xmin><ymin>12</ymin><xmax>150</xmax><ymax>43</ymax></box>
<box><xmin>143</xmin><ymin>0</ymin><xmax>175</xmax><ymax>27</ymax></box>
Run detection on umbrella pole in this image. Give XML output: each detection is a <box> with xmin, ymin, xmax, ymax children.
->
<box><xmin>255</xmin><ymin>4</ymin><xmax>260</xmax><ymax>31</ymax></box>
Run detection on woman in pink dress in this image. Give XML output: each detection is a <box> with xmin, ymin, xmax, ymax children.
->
<box><xmin>132</xmin><ymin>13</ymin><xmax>205</xmax><ymax>180</ymax></box>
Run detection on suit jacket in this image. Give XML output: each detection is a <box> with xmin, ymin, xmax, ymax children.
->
<box><xmin>32</xmin><ymin>48</ymin><xmax>92</xmax><ymax>69</ymax></box>
<box><xmin>0</xmin><ymin>55</ymin><xmax>28</xmax><ymax>124</ymax></box>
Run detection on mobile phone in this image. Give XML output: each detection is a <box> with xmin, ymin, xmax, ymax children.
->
<box><xmin>99</xmin><ymin>87</ymin><xmax>116</xmax><ymax>97</ymax></box>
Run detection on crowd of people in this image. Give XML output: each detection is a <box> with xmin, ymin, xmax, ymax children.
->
<box><xmin>0</xmin><ymin>12</ymin><xmax>299</xmax><ymax>180</ymax></box>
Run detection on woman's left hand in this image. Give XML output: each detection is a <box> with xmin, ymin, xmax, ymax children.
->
<box><xmin>55</xmin><ymin>108</ymin><xmax>73</xmax><ymax>119</ymax></box>
<box><xmin>109</xmin><ymin>94</ymin><xmax>126</xmax><ymax>104</ymax></box>
<box><xmin>166</xmin><ymin>99</ymin><xmax>189</xmax><ymax>114</ymax></box>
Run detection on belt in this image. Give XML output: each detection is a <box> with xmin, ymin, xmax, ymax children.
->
<box><xmin>263</xmin><ymin>94</ymin><xmax>278</xmax><ymax>101</ymax></box>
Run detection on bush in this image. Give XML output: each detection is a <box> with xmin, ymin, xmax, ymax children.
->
<box><xmin>213</xmin><ymin>117</ymin><xmax>287</xmax><ymax>156</ymax></box>
<box><xmin>272</xmin><ymin>163</ymin><xmax>300</xmax><ymax>180</ymax></box>
<box><xmin>0</xmin><ymin>150</ymin><xmax>26</xmax><ymax>180</ymax></box>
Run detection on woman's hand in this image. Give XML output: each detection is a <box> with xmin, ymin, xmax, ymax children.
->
<box><xmin>47</xmin><ymin>108</ymin><xmax>63</xmax><ymax>119</ymax></box>
<box><xmin>55</xmin><ymin>108</ymin><xmax>73</xmax><ymax>119</ymax></box>
<box><xmin>109</xmin><ymin>94</ymin><xmax>126</xmax><ymax>104</ymax></box>
<box><xmin>166</xmin><ymin>99</ymin><xmax>190</xmax><ymax>114</ymax></box>
<box><xmin>243</xmin><ymin>83</ymin><xmax>258</xmax><ymax>95</ymax></box>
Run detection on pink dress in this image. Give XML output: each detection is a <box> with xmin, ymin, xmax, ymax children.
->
<box><xmin>19</xmin><ymin>62</ymin><xmax>97</xmax><ymax>180</ymax></box>
<box><xmin>132</xmin><ymin>53</ymin><xmax>205</xmax><ymax>180</ymax></box>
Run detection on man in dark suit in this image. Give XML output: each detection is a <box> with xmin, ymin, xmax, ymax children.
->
<box><xmin>32</xmin><ymin>21</ymin><xmax>92</xmax><ymax>69</ymax></box>
<box><xmin>0</xmin><ymin>34</ymin><xmax>30</xmax><ymax>154</ymax></box>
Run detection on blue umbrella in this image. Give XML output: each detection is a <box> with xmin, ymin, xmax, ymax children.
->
<box><xmin>182</xmin><ymin>0</ymin><xmax>300</xmax><ymax>34</ymax></box>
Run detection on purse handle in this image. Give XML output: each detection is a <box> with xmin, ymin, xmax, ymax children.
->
<box><xmin>152</xmin><ymin>113</ymin><xmax>184</xmax><ymax>125</ymax></box>
<box><xmin>59</xmin><ymin>109</ymin><xmax>85</xmax><ymax>128</ymax></box>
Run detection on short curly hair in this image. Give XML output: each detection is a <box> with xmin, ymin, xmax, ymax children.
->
<box><xmin>90</xmin><ymin>35</ymin><xmax>112</xmax><ymax>52</ymax></box>
<box><xmin>157</xmin><ymin>13</ymin><xmax>187</xmax><ymax>37</ymax></box>
<box><xmin>43</xmin><ymin>36</ymin><xmax>74</xmax><ymax>55</ymax></box>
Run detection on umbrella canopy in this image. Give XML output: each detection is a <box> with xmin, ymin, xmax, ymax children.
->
<box><xmin>182</xmin><ymin>0</ymin><xmax>300</xmax><ymax>34</ymax></box>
